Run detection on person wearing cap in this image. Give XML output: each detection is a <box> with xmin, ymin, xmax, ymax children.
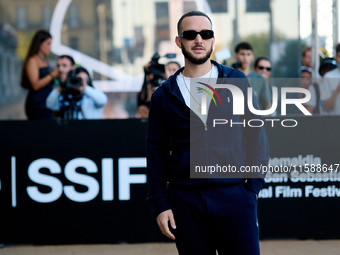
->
<box><xmin>305</xmin><ymin>58</ymin><xmax>338</xmax><ymax>114</ymax></box>
<box><xmin>46</xmin><ymin>56</ymin><xmax>107</xmax><ymax>119</ymax></box>
<box><xmin>320</xmin><ymin>44</ymin><xmax>340</xmax><ymax>115</ymax></box>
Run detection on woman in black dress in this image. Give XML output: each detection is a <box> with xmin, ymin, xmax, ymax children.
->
<box><xmin>20</xmin><ymin>30</ymin><xmax>59</xmax><ymax>119</ymax></box>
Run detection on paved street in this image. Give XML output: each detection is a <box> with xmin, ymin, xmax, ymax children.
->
<box><xmin>1</xmin><ymin>240</ymin><xmax>340</xmax><ymax>255</ymax></box>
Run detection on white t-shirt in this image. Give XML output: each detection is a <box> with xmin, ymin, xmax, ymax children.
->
<box><xmin>305</xmin><ymin>83</ymin><xmax>326</xmax><ymax>114</ymax></box>
<box><xmin>306</xmin><ymin>84</ymin><xmax>317</xmax><ymax>107</ymax></box>
<box><xmin>320</xmin><ymin>68</ymin><xmax>340</xmax><ymax>115</ymax></box>
<box><xmin>176</xmin><ymin>64</ymin><xmax>219</xmax><ymax>123</ymax></box>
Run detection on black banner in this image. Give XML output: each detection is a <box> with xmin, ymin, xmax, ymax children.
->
<box><xmin>0</xmin><ymin>116</ymin><xmax>339</xmax><ymax>244</ymax></box>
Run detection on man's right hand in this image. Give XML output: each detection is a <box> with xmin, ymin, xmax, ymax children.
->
<box><xmin>156</xmin><ymin>209</ymin><xmax>176</xmax><ymax>240</ymax></box>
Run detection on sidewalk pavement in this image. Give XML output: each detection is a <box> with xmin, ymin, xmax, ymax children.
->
<box><xmin>0</xmin><ymin>240</ymin><xmax>340</xmax><ymax>255</ymax></box>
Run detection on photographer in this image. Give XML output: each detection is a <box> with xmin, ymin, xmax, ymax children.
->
<box><xmin>46</xmin><ymin>56</ymin><xmax>107</xmax><ymax>119</ymax></box>
<box><xmin>137</xmin><ymin>53</ymin><xmax>180</xmax><ymax>118</ymax></box>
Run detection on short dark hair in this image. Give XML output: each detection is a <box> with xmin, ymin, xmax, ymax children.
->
<box><xmin>235</xmin><ymin>42</ymin><xmax>253</xmax><ymax>53</ymax></box>
<box><xmin>254</xmin><ymin>56</ymin><xmax>271</xmax><ymax>69</ymax></box>
<box><xmin>336</xmin><ymin>44</ymin><xmax>340</xmax><ymax>55</ymax></box>
<box><xmin>302</xmin><ymin>47</ymin><xmax>311</xmax><ymax>57</ymax></box>
<box><xmin>58</xmin><ymin>55</ymin><xmax>75</xmax><ymax>66</ymax></box>
<box><xmin>177</xmin><ymin>11</ymin><xmax>212</xmax><ymax>34</ymax></box>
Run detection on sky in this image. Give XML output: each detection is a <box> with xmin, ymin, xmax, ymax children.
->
<box><xmin>300</xmin><ymin>0</ymin><xmax>335</xmax><ymax>55</ymax></box>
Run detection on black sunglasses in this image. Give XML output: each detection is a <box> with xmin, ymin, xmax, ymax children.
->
<box><xmin>258</xmin><ymin>66</ymin><xmax>272</xmax><ymax>71</ymax></box>
<box><xmin>179</xmin><ymin>30</ymin><xmax>214</xmax><ymax>40</ymax></box>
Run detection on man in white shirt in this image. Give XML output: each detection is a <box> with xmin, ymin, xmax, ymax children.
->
<box><xmin>305</xmin><ymin>58</ymin><xmax>338</xmax><ymax>114</ymax></box>
<box><xmin>321</xmin><ymin>44</ymin><xmax>340</xmax><ymax>115</ymax></box>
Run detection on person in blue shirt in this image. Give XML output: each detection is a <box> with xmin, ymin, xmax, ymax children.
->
<box><xmin>46</xmin><ymin>56</ymin><xmax>107</xmax><ymax>119</ymax></box>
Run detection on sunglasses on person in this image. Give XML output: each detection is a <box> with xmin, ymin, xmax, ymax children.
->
<box><xmin>257</xmin><ymin>66</ymin><xmax>272</xmax><ymax>71</ymax></box>
<box><xmin>179</xmin><ymin>30</ymin><xmax>214</xmax><ymax>40</ymax></box>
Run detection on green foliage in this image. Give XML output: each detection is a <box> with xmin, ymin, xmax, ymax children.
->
<box><xmin>236</xmin><ymin>32</ymin><xmax>301</xmax><ymax>78</ymax></box>
<box><xmin>239</xmin><ymin>32</ymin><xmax>287</xmax><ymax>58</ymax></box>
<box><xmin>272</xmin><ymin>40</ymin><xmax>300</xmax><ymax>78</ymax></box>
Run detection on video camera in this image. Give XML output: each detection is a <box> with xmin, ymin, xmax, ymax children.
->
<box><xmin>147</xmin><ymin>52</ymin><xmax>176</xmax><ymax>87</ymax></box>
<box><xmin>59</xmin><ymin>69</ymin><xmax>84</xmax><ymax>120</ymax></box>
<box><xmin>60</xmin><ymin>70</ymin><xmax>83</xmax><ymax>90</ymax></box>
<box><xmin>231</xmin><ymin>61</ymin><xmax>242</xmax><ymax>69</ymax></box>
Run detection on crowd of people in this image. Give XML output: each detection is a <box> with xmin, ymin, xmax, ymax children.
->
<box><xmin>302</xmin><ymin>46</ymin><xmax>340</xmax><ymax>115</ymax></box>
<box><xmin>20</xmin><ymin>29</ymin><xmax>340</xmax><ymax>120</ymax></box>
<box><xmin>137</xmin><ymin>41</ymin><xmax>340</xmax><ymax>118</ymax></box>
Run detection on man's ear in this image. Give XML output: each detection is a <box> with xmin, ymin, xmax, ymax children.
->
<box><xmin>175</xmin><ymin>36</ymin><xmax>182</xmax><ymax>49</ymax></box>
<box><xmin>72</xmin><ymin>66</ymin><xmax>76</xmax><ymax>70</ymax></box>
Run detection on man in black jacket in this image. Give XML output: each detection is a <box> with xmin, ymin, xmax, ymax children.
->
<box><xmin>147</xmin><ymin>11</ymin><xmax>269</xmax><ymax>255</ymax></box>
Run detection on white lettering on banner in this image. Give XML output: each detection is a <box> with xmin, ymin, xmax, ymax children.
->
<box><xmin>305</xmin><ymin>185</ymin><xmax>340</xmax><ymax>198</ymax></box>
<box><xmin>102</xmin><ymin>158</ymin><xmax>114</xmax><ymax>201</ymax></box>
<box><xmin>63</xmin><ymin>158</ymin><xmax>100</xmax><ymax>202</ymax></box>
<box><xmin>21</xmin><ymin>157</ymin><xmax>147</xmax><ymax>204</ymax></box>
<box><xmin>27</xmin><ymin>158</ymin><xmax>63</xmax><ymax>203</ymax></box>
<box><xmin>17</xmin><ymin>156</ymin><xmax>340</xmax><ymax>203</ymax></box>
<box><xmin>290</xmin><ymin>171</ymin><xmax>340</xmax><ymax>183</ymax></box>
<box><xmin>259</xmin><ymin>184</ymin><xmax>340</xmax><ymax>199</ymax></box>
<box><xmin>118</xmin><ymin>158</ymin><xmax>147</xmax><ymax>201</ymax></box>
<box><xmin>269</xmin><ymin>154</ymin><xmax>322</xmax><ymax>167</ymax></box>
<box><xmin>258</xmin><ymin>186</ymin><xmax>273</xmax><ymax>198</ymax></box>
<box><xmin>265</xmin><ymin>172</ymin><xmax>289</xmax><ymax>183</ymax></box>
<box><xmin>275</xmin><ymin>186</ymin><xmax>303</xmax><ymax>198</ymax></box>
<box><xmin>11</xmin><ymin>156</ymin><xmax>17</xmax><ymax>207</ymax></box>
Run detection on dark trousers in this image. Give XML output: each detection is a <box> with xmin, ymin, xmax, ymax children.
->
<box><xmin>167</xmin><ymin>182</ymin><xmax>259</xmax><ymax>255</ymax></box>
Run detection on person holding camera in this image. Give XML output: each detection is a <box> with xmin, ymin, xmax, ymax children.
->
<box><xmin>137</xmin><ymin>58</ymin><xmax>180</xmax><ymax>118</ymax></box>
<box><xmin>46</xmin><ymin>55</ymin><xmax>107</xmax><ymax>119</ymax></box>
<box><xmin>137</xmin><ymin>62</ymin><xmax>157</xmax><ymax>118</ymax></box>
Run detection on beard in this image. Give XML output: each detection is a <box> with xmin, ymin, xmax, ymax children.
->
<box><xmin>181</xmin><ymin>42</ymin><xmax>213</xmax><ymax>65</ymax></box>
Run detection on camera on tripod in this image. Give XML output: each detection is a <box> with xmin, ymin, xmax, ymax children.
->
<box><xmin>59</xmin><ymin>69</ymin><xmax>85</xmax><ymax>120</ymax></box>
<box><xmin>61</xmin><ymin>70</ymin><xmax>83</xmax><ymax>90</ymax></box>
